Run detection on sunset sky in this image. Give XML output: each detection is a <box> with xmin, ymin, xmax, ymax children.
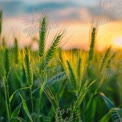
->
<box><xmin>0</xmin><ymin>0</ymin><xmax>122</xmax><ymax>50</ymax></box>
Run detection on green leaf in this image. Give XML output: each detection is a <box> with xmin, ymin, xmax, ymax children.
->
<box><xmin>67</xmin><ymin>60</ymin><xmax>77</xmax><ymax>89</ymax></box>
<box><xmin>9</xmin><ymin>87</ymin><xmax>30</xmax><ymax>103</ymax></box>
<box><xmin>100</xmin><ymin>110</ymin><xmax>112</xmax><ymax>122</ymax></box>
<box><xmin>46</xmin><ymin>72</ymin><xmax>66</xmax><ymax>87</ymax></box>
<box><xmin>78</xmin><ymin>80</ymin><xmax>96</xmax><ymax>105</ymax></box>
<box><xmin>100</xmin><ymin>93</ymin><xmax>115</xmax><ymax>109</ymax></box>
<box><xmin>10</xmin><ymin>117</ymin><xmax>27</xmax><ymax>122</ymax></box>
<box><xmin>100</xmin><ymin>93</ymin><xmax>121</xmax><ymax>121</ymax></box>
<box><xmin>11</xmin><ymin>106</ymin><xmax>20</xmax><ymax>118</ymax></box>
<box><xmin>19</xmin><ymin>93</ymin><xmax>33</xmax><ymax>122</ymax></box>
<box><xmin>100</xmin><ymin>108</ymin><xmax>122</xmax><ymax>122</ymax></box>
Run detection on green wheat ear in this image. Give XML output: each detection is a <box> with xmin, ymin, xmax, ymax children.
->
<box><xmin>14</xmin><ymin>38</ymin><xmax>19</xmax><ymax>64</ymax></box>
<box><xmin>45</xmin><ymin>35</ymin><xmax>62</xmax><ymax>63</ymax></box>
<box><xmin>2</xmin><ymin>36</ymin><xmax>5</xmax><ymax>48</ymax></box>
<box><xmin>24</xmin><ymin>48</ymin><xmax>33</xmax><ymax>87</ymax></box>
<box><xmin>4</xmin><ymin>48</ymin><xmax>10</xmax><ymax>77</ymax></box>
<box><xmin>39</xmin><ymin>17</ymin><xmax>47</xmax><ymax>57</ymax></box>
<box><xmin>67</xmin><ymin>60</ymin><xmax>77</xmax><ymax>90</ymax></box>
<box><xmin>41</xmin><ymin>34</ymin><xmax>62</xmax><ymax>70</ymax></box>
<box><xmin>46</xmin><ymin>72</ymin><xmax>66</xmax><ymax>88</ymax></box>
<box><xmin>89</xmin><ymin>27</ymin><xmax>96</xmax><ymax>62</ymax></box>
<box><xmin>100</xmin><ymin>46</ymin><xmax>111</xmax><ymax>71</ymax></box>
<box><xmin>0</xmin><ymin>10</ymin><xmax>2</xmax><ymax>41</ymax></box>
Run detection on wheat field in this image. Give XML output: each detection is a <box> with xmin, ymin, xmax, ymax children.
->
<box><xmin>0</xmin><ymin>10</ymin><xmax>122</xmax><ymax>122</ymax></box>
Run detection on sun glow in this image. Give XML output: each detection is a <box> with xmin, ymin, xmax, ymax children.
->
<box><xmin>113</xmin><ymin>37</ymin><xmax>122</xmax><ymax>48</ymax></box>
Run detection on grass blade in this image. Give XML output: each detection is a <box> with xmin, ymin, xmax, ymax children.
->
<box><xmin>19</xmin><ymin>93</ymin><xmax>33</xmax><ymax>122</ymax></box>
<box><xmin>11</xmin><ymin>106</ymin><xmax>21</xmax><ymax>118</ymax></box>
<box><xmin>46</xmin><ymin>72</ymin><xmax>66</xmax><ymax>88</ymax></box>
<box><xmin>100</xmin><ymin>93</ymin><xmax>121</xmax><ymax>122</ymax></box>
<box><xmin>67</xmin><ymin>60</ymin><xmax>77</xmax><ymax>90</ymax></box>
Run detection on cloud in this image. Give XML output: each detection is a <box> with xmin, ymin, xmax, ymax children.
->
<box><xmin>25</xmin><ymin>2</ymin><xmax>75</xmax><ymax>13</ymax></box>
<box><xmin>0</xmin><ymin>0</ymin><xmax>121</xmax><ymax>21</ymax></box>
<box><xmin>0</xmin><ymin>1</ymin><xmax>25</xmax><ymax>16</ymax></box>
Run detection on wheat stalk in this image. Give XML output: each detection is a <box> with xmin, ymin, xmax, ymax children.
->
<box><xmin>24</xmin><ymin>48</ymin><xmax>33</xmax><ymax>87</ymax></box>
<box><xmin>4</xmin><ymin>48</ymin><xmax>10</xmax><ymax>77</ymax></box>
<box><xmin>89</xmin><ymin>27</ymin><xmax>96</xmax><ymax>62</ymax></box>
<box><xmin>100</xmin><ymin>46</ymin><xmax>111</xmax><ymax>71</ymax></box>
<box><xmin>0</xmin><ymin>10</ymin><xmax>2</xmax><ymax>42</ymax></box>
<box><xmin>41</xmin><ymin>34</ymin><xmax>62</xmax><ymax>71</ymax></box>
<box><xmin>67</xmin><ymin>60</ymin><xmax>77</xmax><ymax>90</ymax></box>
<box><xmin>39</xmin><ymin>17</ymin><xmax>47</xmax><ymax>57</ymax></box>
<box><xmin>14</xmin><ymin>38</ymin><xmax>19</xmax><ymax>64</ymax></box>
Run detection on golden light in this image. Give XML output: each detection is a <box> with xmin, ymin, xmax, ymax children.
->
<box><xmin>112</xmin><ymin>37</ymin><xmax>122</xmax><ymax>48</ymax></box>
